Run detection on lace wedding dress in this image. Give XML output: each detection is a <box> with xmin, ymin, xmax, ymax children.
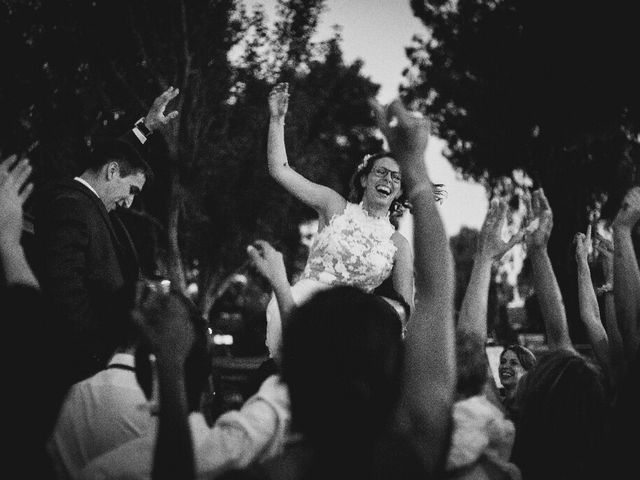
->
<box><xmin>266</xmin><ymin>202</ymin><xmax>397</xmax><ymax>356</ymax></box>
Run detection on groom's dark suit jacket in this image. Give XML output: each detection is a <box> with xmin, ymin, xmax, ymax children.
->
<box><xmin>33</xmin><ymin>178</ymin><xmax>141</xmax><ymax>383</ymax></box>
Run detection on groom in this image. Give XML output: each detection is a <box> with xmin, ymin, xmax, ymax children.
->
<box><xmin>33</xmin><ymin>87</ymin><xmax>179</xmax><ymax>387</ymax></box>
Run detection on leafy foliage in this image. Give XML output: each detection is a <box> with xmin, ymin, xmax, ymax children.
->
<box><xmin>404</xmin><ymin>0</ymin><xmax>640</xmax><ymax>337</ymax></box>
<box><xmin>3</xmin><ymin>0</ymin><xmax>382</xmax><ymax>315</ymax></box>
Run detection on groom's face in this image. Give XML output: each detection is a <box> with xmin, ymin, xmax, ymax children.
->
<box><xmin>103</xmin><ymin>163</ymin><xmax>146</xmax><ymax>211</ymax></box>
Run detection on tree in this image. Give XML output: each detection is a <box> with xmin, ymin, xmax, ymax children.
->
<box><xmin>404</xmin><ymin>0</ymin><xmax>640</xmax><ymax>338</ymax></box>
<box><xmin>3</xmin><ymin>0</ymin><xmax>382</xmax><ymax>319</ymax></box>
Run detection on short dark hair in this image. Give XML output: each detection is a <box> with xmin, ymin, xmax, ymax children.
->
<box><xmin>88</xmin><ymin>137</ymin><xmax>154</xmax><ymax>184</ymax></box>
<box><xmin>282</xmin><ymin>286</ymin><xmax>404</xmax><ymax>448</ymax></box>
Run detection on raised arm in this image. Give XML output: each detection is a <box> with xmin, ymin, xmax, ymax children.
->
<box><xmin>267</xmin><ymin>83</ymin><xmax>344</xmax><ymax>224</ymax></box>
<box><xmin>126</xmin><ymin>87</ymin><xmax>180</xmax><ymax>145</ymax></box>
<box><xmin>247</xmin><ymin>240</ymin><xmax>294</xmax><ymax>365</ymax></box>
<box><xmin>458</xmin><ymin>198</ymin><xmax>523</xmax><ymax>340</ymax></box>
<box><xmin>372</xmin><ymin>99</ymin><xmax>455</xmax><ymax>474</ymax></box>
<box><xmin>612</xmin><ymin>187</ymin><xmax>640</xmax><ymax>361</ymax></box>
<box><xmin>247</xmin><ymin>240</ymin><xmax>295</xmax><ymax>329</ymax></box>
<box><xmin>133</xmin><ymin>290</ymin><xmax>196</xmax><ymax>480</ymax></box>
<box><xmin>574</xmin><ymin>232</ymin><xmax>613</xmax><ymax>385</ymax></box>
<box><xmin>595</xmin><ymin>236</ymin><xmax>626</xmax><ymax>383</ymax></box>
<box><xmin>0</xmin><ymin>155</ymin><xmax>38</xmax><ymax>288</ymax></box>
<box><xmin>525</xmin><ymin>189</ymin><xmax>575</xmax><ymax>352</ymax></box>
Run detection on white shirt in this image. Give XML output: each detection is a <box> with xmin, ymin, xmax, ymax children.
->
<box><xmin>79</xmin><ymin>375</ymin><xmax>291</xmax><ymax>480</ymax></box>
<box><xmin>447</xmin><ymin>395</ymin><xmax>521</xmax><ymax>478</ymax></box>
<box><xmin>47</xmin><ymin>353</ymin><xmax>154</xmax><ymax>480</ymax></box>
<box><xmin>73</xmin><ymin>177</ymin><xmax>100</xmax><ymax>199</ymax></box>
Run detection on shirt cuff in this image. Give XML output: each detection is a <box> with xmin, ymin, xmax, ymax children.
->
<box><xmin>132</xmin><ymin>127</ymin><xmax>148</xmax><ymax>145</ymax></box>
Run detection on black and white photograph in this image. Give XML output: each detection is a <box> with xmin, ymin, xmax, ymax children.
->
<box><xmin>2</xmin><ymin>0</ymin><xmax>639</xmax><ymax>478</ymax></box>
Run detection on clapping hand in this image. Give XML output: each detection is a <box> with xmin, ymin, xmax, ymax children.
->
<box><xmin>268</xmin><ymin>83</ymin><xmax>289</xmax><ymax>119</ymax></box>
<box><xmin>369</xmin><ymin>98</ymin><xmax>430</xmax><ymax>176</ymax></box>
<box><xmin>478</xmin><ymin>197</ymin><xmax>524</xmax><ymax>260</ymax></box>
<box><xmin>524</xmin><ymin>189</ymin><xmax>553</xmax><ymax>251</ymax></box>
<box><xmin>143</xmin><ymin>86</ymin><xmax>180</xmax><ymax>132</ymax></box>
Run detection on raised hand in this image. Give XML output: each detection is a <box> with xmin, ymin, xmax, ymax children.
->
<box><xmin>368</xmin><ymin>98</ymin><xmax>430</xmax><ymax>175</ymax></box>
<box><xmin>478</xmin><ymin>197</ymin><xmax>524</xmax><ymax>260</ymax></box>
<box><xmin>268</xmin><ymin>83</ymin><xmax>289</xmax><ymax>119</ymax></box>
<box><xmin>143</xmin><ymin>86</ymin><xmax>180</xmax><ymax>132</ymax></box>
<box><xmin>574</xmin><ymin>232</ymin><xmax>591</xmax><ymax>265</ymax></box>
<box><xmin>0</xmin><ymin>155</ymin><xmax>33</xmax><ymax>247</ymax></box>
<box><xmin>524</xmin><ymin>189</ymin><xmax>553</xmax><ymax>250</ymax></box>
<box><xmin>613</xmin><ymin>186</ymin><xmax>640</xmax><ymax>230</ymax></box>
<box><xmin>247</xmin><ymin>240</ymin><xmax>288</xmax><ymax>287</ymax></box>
<box><xmin>131</xmin><ymin>287</ymin><xmax>195</xmax><ymax>366</ymax></box>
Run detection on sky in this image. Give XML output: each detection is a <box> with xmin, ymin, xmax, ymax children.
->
<box><xmin>247</xmin><ymin>0</ymin><xmax>488</xmax><ymax>236</ymax></box>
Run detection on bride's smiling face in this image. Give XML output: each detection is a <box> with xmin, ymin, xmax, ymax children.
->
<box><xmin>361</xmin><ymin>157</ymin><xmax>402</xmax><ymax>209</ymax></box>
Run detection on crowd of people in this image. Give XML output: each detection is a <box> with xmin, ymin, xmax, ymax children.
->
<box><xmin>1</xmin><ymin>80</ymin><xmax>639</xmax><ymax>480</ymax></box>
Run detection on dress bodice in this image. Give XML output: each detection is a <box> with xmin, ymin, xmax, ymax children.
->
<box><xmin>301</xmin><ymin>202</ymin><xmax>397</xmax><ymax>292</ymax></box>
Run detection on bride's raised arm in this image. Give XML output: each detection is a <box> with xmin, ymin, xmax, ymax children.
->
<box><xmin>267</xmin><ymin>83</ymin><xmax>344</xmax><ymax>226</ymax></box>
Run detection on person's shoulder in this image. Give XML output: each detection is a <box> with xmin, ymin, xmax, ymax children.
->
<box><xmin>38</xmin><ymin>179</ymin><xmax>88</xmax><ymax>205</ymax></box>
<box><xmin>40</xmin><ymin>177</ymin><xmax>80</xmax><ymax>195</ymax></box>
<box><xmin>39</xmin><ymin>180</ymin><xmax>100</xmax><ymax>218</ymax></box>
<box><xmin>326</xmin><ymin>196</ymin><xmax>348</xmax><ymax>217</ymax></box>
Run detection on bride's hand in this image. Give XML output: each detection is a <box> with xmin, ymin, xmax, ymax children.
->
<box><xmin>268</xmin><ymin>83</ymin><xmax>289</xmax><ymax>119</ymax></box>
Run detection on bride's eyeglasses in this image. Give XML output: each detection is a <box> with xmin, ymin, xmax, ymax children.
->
<box><xmin>372</xmin><ymin>166</ymin><xmax>401</xmax><ymax>184</ymax></box>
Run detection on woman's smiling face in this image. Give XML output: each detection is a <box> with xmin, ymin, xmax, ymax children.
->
<box><xmin>499</xmin><ymin>349</ymin><xmax>526</xmax><ymax>388</ymax></box>
<box><xmin>361</xmin><ymin>156</ymin><xmax>402</xmax><ymax>209</ymax></box>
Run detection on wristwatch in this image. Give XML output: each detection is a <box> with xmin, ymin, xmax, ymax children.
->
<box><xmin>133</xmin><ymin>117</ymin><xmax>152</xmax><ymax>140</ymax></box>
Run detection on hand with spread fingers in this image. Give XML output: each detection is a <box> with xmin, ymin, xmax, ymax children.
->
<box><xmin>478</xmin><ymin>197</ymin><xmax>524</xmax><ymax>260</ymax></box>
<box><xmin>0</xmin><ymin>155</ymin><xmax>33</xmax><ymax>248</ymax></box>
<box><xmin>143</xmin><ymin>86</ymin><xmax>180</xmax><ymax>132</ymax></box>
<box><xmin>268</xmin><ymin>82</ymin><xmax>289</xmax><ymax>119</ymax></box>
<box><xmin>524</xmin><ymin>189</ymin><xmax>553</xmax><ymax>251</ymax></box>
<box><xmin>368</xmin><ymin>98</ymin><xmax>430</xmax><ymax>176</ymax></box>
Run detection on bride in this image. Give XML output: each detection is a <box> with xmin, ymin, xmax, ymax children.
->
<box><xmin>264</xmin><ymin>82</ymin><xmax>415</xmax><ymax>358</ymax></box>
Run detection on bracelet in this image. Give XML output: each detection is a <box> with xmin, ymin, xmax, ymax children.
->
<box><xmin>406</xmin><ymin>183</ymin><xmax>430</xmax><ymax>202</ymax></box>
<box><xmin>596</xmin><ymin>283</ymin><xmax>613</xmax><ymax>296</ymax></box>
